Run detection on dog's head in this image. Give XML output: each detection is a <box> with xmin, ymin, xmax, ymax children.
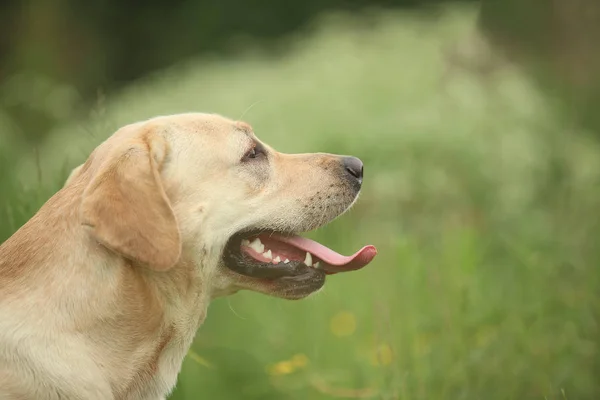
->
<box><xmin>70</xmin><ymin>113</ymin><xmax>376</xmax><ymax>300</ymax></box>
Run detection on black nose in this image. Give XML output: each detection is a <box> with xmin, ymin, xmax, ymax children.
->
<box><xmin>342</xmin><ymin>156</ymin><xmax>363</xmax><ymax>185</ymax></box>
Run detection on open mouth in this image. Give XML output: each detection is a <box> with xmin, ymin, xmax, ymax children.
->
<box><xmin>223</xmin><ymin>231</ymin><xmax>377</xmax><ymax>280</ymax></box>
<box><xmin>241</xmin><ymin>234</ymin><xmax>376</xmax><ymax>275</ymax></box>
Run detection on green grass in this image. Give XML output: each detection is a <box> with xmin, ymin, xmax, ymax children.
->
<box><xmin>2</xmin><ymin>5</ymin><xmax>599</xmax><ymax>399</ymax></box>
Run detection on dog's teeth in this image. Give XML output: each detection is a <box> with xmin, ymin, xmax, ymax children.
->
<box><xmin>263</xmin><ymin>250</ymin><xmax>273</xmax><ymax>260</ymax></box>
<box><xmin>304</xmin><ymin>252</ymin><xmax>313</xmax><ymax>267</ymax></box>
<box><xmin>273</xmin><ymin>256</ymin><xmax>281</xmax><ymax>263</ymax></box>
<box><xmin>248</xmin><ymin>238</ymin><xmax>264</xmax><ymax>253</ymax></box>
<box><xmin>283</xmin><ymin>259</ymin><xmax>290</xmax><ymax>264</ymax></box>
<box><xmin>241</xmin><ymin>239</ymin><xmax>250</xmax><ymax>247</ymax></box>
<box><xmin>314</xmin><ymin>261</ymin><xmax>320</xmax><ymax>269</ymax></box>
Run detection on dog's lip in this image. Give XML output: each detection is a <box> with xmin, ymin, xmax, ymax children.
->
<box><xmin>243</xmin><ymin>233</ymin><xmax>377</xmax><ymax>275</ymax></box>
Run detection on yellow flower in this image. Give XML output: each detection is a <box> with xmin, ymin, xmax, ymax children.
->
<box><xmin>267</xmin><ymin>361</ymin><xmax>295</xmax><ymax>376</ymax></box>
<box><xmin>369</xmin><ymin>343</ymin><xmax>393</xmax><ymax>366</ymax></box>
<box><xmin>330</xmin><ymin>311</ymin><xmax>357</xmax><ymax>337</ymax></box>
<box><xmin>266</xmin><ymin>353</ymin><xmax>309</xmax><ymax>376</ymax></box>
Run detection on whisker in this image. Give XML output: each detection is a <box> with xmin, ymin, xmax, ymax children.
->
<box><xmin>238</xmin><ymin>100</ymin><xmax>265</xmax><ymax>121</ymax></box>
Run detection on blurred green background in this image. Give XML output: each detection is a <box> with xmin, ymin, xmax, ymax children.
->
<box><xmin>1</xmin><ymin>1</ymin><xmax>600</xmax><ymax>399</ymax></box>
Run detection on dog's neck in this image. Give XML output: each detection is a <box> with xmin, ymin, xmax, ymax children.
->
<box><xmin>0</xmin><ymin>186</ymin><xmax>80</xmax><ymax>288</ymax></box>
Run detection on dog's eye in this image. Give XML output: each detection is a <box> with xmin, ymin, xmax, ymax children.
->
<box><xmin>242</xmin><ymin>143</ymin><xmax>267</xmax><ymax>162</ymax></box>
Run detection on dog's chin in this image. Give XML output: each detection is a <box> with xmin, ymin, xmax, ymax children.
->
<box><xmin>252</xmin><ymin>272</ymin><xmax>326</xmax><ymax>300</ymax></box>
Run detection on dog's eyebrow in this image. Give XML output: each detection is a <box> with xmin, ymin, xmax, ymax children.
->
<box><xmin>235</xmin><ymin>121</ymin><xmax>253</xmax><ymax>136</ymax></box>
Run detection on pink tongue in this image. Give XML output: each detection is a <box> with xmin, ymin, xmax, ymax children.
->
<box><xmin>270</xmin><ymin>234</ymin><xmax>377</xmax><ymax>275</ymax></box>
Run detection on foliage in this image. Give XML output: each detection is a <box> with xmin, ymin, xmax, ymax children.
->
<box><xmin>1</xmin><ymin>7</ymin><xmax>599</xmax><ymax>399</ymax></box>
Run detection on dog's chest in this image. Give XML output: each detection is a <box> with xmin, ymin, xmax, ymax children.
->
<box><xmin>126</xmin><ymin>289</ymin><xmax>209</xmax><ymax>400</ymax></box>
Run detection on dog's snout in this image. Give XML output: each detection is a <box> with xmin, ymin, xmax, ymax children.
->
<box><xmin>342</xmin><ymin>156</ymin><xmax>363</xmax><ymax>185</ymax></box>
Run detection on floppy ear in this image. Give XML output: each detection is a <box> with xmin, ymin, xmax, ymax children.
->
<box><xmin>80</xmin><ymin>133</ymin><xmax>181</xmax><ymax>271</ymax></box>
<box><xmin>64</xmin><ymin>164</ymin><xmax>84</xmax><ymax>188</ymax></box>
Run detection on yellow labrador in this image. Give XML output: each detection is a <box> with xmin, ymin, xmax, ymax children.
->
<box><xmin>0</xmin><ymin>113</ymin><xmax>376</xmax><ymax>399</ymax></box>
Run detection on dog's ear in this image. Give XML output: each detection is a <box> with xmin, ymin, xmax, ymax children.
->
<box><xmin>64</xmin><ymin>164</ymin><xmax>84</xmax><ymax>188</ymax></box>
<box><xmin>80</xmin><ymin>130</ymin><xmax>181</xmax><ymax>271</ymax></box>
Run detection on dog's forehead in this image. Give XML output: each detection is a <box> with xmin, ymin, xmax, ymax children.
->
<box><xmin>170</xmin><ymin>115</ymin><xmax>253</xmax><ymax>140</ymax></box>
<box><xmin>235</xmin><ymin>121</ymin><xmax>253</xmax><ymax>134</ymax></box>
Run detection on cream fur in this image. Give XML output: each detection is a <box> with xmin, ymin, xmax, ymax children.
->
<box><xmin>0</xmin><ymin>113</ymin><xmax>360</xmax><ymax>399</ymax></box>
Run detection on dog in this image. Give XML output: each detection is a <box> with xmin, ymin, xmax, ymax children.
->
<box><xmin>0</xmin><ymin>113</ymin><xmax>376</xmax><ymax>399</ymax></box>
